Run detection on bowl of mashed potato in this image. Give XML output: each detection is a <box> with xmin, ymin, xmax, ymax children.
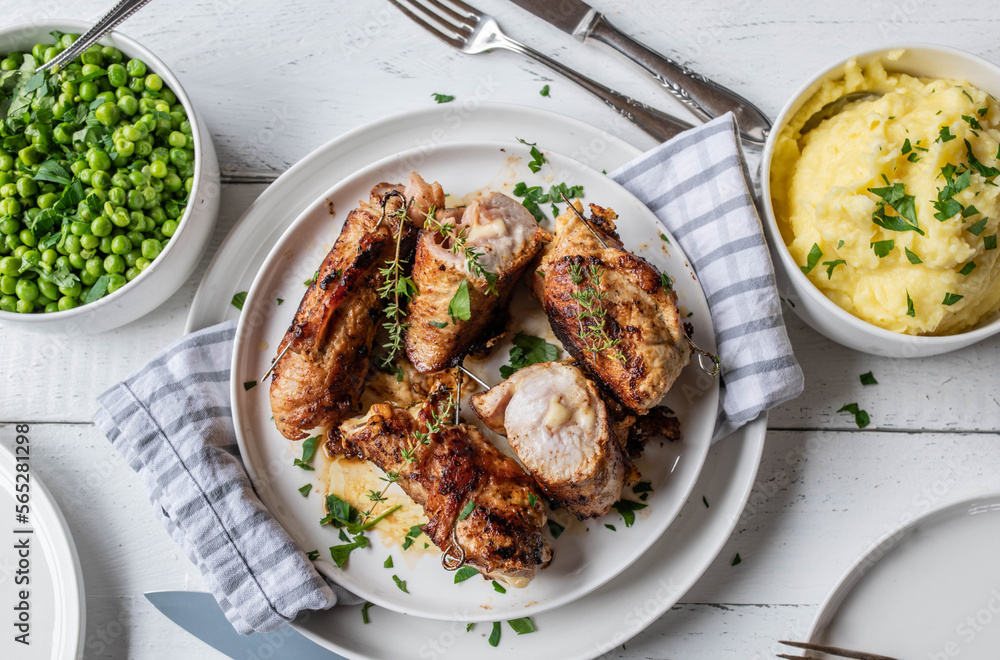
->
<box><xmin>762</xmin><ymin>45</ymin><xmax>1000</xmax><ymax>357</ymax></box>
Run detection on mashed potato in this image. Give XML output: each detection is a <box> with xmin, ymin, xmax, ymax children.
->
<box><xmin>771</xmin><ymin>53</ymin><xmax>1000</xmax><ymax>335</ymax></box>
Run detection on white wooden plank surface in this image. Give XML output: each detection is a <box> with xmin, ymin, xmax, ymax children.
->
<box><xmin>1</xmin><ymin>0</ymin><xmax>999</xmax><ymax>658</ymax></box>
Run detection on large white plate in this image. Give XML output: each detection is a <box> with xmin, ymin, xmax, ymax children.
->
<box><xmin>809</xmin><ymin>491</ymin><xmax>1000</xmax><ymax>658</ymax></box>
<box><xmin>187</xmin><ymin>102</ymin><xmax>766</xmax><ymax>659</ymax></box>
<box><xmin>0</xmin><ymin>442</ymin><xmax>85</xmax><ymax>660</ymax></box>
<box><xmin>231</xmin><ymin>139</ymin><xmax>719</xmax><ymax>622</ymax></box>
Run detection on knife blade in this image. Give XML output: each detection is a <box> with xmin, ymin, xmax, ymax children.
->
<box><xmin>145</xmin><ymin>591</ymin><xmax>346</xmax><ymax>660</ymax></box>
<box><xmin>507</xmin><ymin>0</ymin><xmax>771</xmax><ymax>144</ymax></box>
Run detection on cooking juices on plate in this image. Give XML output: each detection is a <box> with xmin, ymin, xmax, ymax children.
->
<box><xmin>268</xmin><ymin>171</ymin><xmax>695</xmax><ymax>588</ymax></box>
<box><xmin>770</xmin><ymin>51</ymin><xmax>1000</xmax><ymax>335</ymax></box>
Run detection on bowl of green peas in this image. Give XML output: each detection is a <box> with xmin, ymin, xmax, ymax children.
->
<box><xmin>0</xmin><ymin>20</ymin><xmax>219</xmax><ymax>332</ymax></box>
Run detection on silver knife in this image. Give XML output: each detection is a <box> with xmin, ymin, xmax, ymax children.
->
<box><xmin>507</xmin><ymin>0</ymin><xmax>771</xmax><ymax>145</ymax></box>
<box><xmin>145</xmin><ymin>591</ymin><xmax>346</xmax><ymax>660</ymax></box>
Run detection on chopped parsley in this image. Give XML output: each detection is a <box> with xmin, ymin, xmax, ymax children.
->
<box><xmin>660</xmin><ymin>271</ymin><xmax>673</xmax><ymax>290</ymax></box>
<box><xmin>801</xmin><ymin>243</ymin><xmax>822</xmax><ymax>274</ymax></box>
<box><xmin>276</xmin><ymin>298</ymin><xmax>284</xmax><ymax>305</ymax></box>
<box><xmin>871</xmin><ymin>239</ymin><xmax>895</xmax><ymax>258</ymax></box>
<box><xmin>429</xmin><ymin>320</ymin><xmax>448</xmax><ymax>329</ymax></box>
<box><xmin>965</xmin><ymin>140</ymin><xmax>1000</xmax><ymax>178</ymax></box>
<box><xmin>906</xmin><ymin>291</ymin><xmax>915</xmax><ymax>317</ymax></box>
<box><xmin>231</xmin><ymin>291</ymin><xmax>247</xmax><ymax>310</ymax></box>
<box><xmin>904</xmin><ymin>248</ymin><xmax>922</xmax><ymax>264</ymax></box>
<box><xmin>304</xmin><ymin>270</ymin><xmax>318</xmax><ymax>286</ymax></box>
<box><xmin>605</xmin><ymin>524</ymin><xmax>616</xmax><ymax>532</ymax></box>
<box><xmin>539</xmin><ymin>84</ymin><xmax>550</xmax><ymax>97</ymax></box>
<box><xmin>612</xmin><ymin>499</ymin><xmax>647</xmax><ymax>527</ymax></box>
<box><xmin>838</xmin><ymin>403</ymin><xmax>870</xmax><ymax>428</ymax></box>
<box><xmin>512</xmin><ymin>180</ymin><xmax>584</xmax><ymax>223</ymax></box>
<box><xmin>985</xmin><ymin>235</ymin><xmax>997</xmax><ymax>250</ymax></box>
<box><xmin>392</xmin><ymin>575</ymin><xmax>409</xmax><ymax>593</ymax></box>
<box><xmin>300</xmin><ymin>435</ymin><xmax>319</xmax><ymax>464</ymax></box>
<box><xmin>508</xmin><ymin>618</ymin><xmax>536</xmax><ymax>635</ymax></box>
<box><xmin>457</xmin><ymin>500</ymin><xmax>475</xmax><ymax>521</ymax></box>
<box><xmin>958</xmin><ymin>261</ymin><xmax>977</xmax><ymax>276</ymax></box>
<box><xmin>731</xmin><ymin>553</ymin><xmax>742</xmax><ymax>566</ymax></box>
<box><xmin>243</xmin><ymin>380</ymin><xmax>257</xmax><ymax>391</ymax></box>
<box><xmin>431</xmin><ymin>93</ymin><xmax>455</xmax><ymax>104</ymax></box>
<box><xmin>547</xmin><ymin>519</ymin><xmax>565</xmax><ymax>539</ymax></box>
<box><xmin>528</xmin><ymin>493</ymin><xmax>537</xmax><ymax>508</ymax></box>
<box><xmin>492</xmin><ymin>581</ymin><xmax>507</xmax><ymax>594</ymax></box>
<box><xmin>942</xmin><ymin>292</ymin><xmax>964</xmax><ymax>306</ymax></box>
<box><xmin>467</xmin><ymin>623</ymin><xmax>475</xmax><ymax>632</ymax></box>
<box><xmin>822</xmin><ymin>259</ymin><xmax>846</xmax><ymax>279</ymax></box>
<box><xmin>659</xmin><ymin>232</ymin><xmax>670</xmax><ymax>243</ymax></box>
<box><xmin>447</xmin><ymin>280</ymin><xmax>471</xmax><ymax>323</ymax></box>
<box><xmin>516</xmin><ymin>137</ymin><xmax>546</xmax><ymax>172</ymax></box>
<box><xmin>489</xmin><ymin>622</ymin><xmax>502</xmax><ymax>647</ymax></box>
<box><xmin>454</xmin><ymin>566</ymin><xmax>478</xmax><ymax>583</ymax></box>
<box><xmin>967</xmin><ymin>217</ymin><xmax>989</xmax><ymax>236</ymax></box>
<box><xmin>306</xmin><ymin>550</ymin><xmax>320</xmax><ymax>561</ymax></box>
<box><xmin>298</xmin><ymin>484</ymin><xmax>312</xmax><ymax>497</ymax></box>
<box><xmin>383</xmin><ymin>556</ymin><xmax>393</xmax><ymax>569</ymax></box>
<box><xmin>937</xmin><ymin>125</ymin><xmax>957</xmax><ymax>143</ymax></box>
<box><xmin>868</xmin><ymin>179</ymin><xmax>923</xmax><ymax>235</ymax></box>
<box><xmin>361</xmin><ymin>602</ymin><xmax>373</xmax><ymax>624</ymax></box>
<box><xmin>499</xmin><ymin>332</ymin><xmax>559</xmax><ymax>379</ymax></box>
<box><xmin>860</xmin><ymin>371</ymin><xmax>878</xmax><ymax>386</ymax></box>
<box><xmin>402</xmin><ymin>525</ymin><xmax>422</xmax><ymax>550</ymax></box>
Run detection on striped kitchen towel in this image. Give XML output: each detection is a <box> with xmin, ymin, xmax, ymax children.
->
<box><xmin>93</xmin><ymin>320</ymin><xmax>360</xmax><ymax>634</ymax></box>
<box><xmin>611</xmin><ymin>113</ymin><xmax>804</xmax><ymax>441</ymax></box>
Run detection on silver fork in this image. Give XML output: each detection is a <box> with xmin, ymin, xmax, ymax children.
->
<box><xmin>41</xmin><ymin>0</ymin><xmax>153</xmax><ymax>72</ymax></box>
<box><xmin>388</xmin><ymin>0</ymin><xmax>694</xmax><ymax>142</ymax></box>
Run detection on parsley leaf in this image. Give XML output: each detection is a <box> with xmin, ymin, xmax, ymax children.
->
<box><xmin>937</xmin><ymin>125</ymin><xmax>957</xmax><ymax>143</ymax></box>
<box><xmin>546</xmin><ymin>519</ymin><xmax>565</xmax><ymax>539</ymax></box>
<box><xmin>871</xmin><ymin>239</ymin><xmax>895</xmax><ymax>258</ymax></box>
<box><xmin>457</xmin><ymin>500</ymin><xmax>475</xmax><ymax>521</ymax></box>
<box><xmin>499</xmin><ymin>332</ymin><xmax>559</xmax><ymax>379</ymax></box>
<box><xmin>965</xmin><ymin>140</ymin><xmax>1000</xmax><ymax>178</ymax></box>
<box><xmin>447</xmin><ymin>280</ymin><xmax>471</xmax><ymax>323</ymax></box>
<box><xmin>231</xmin><ymin>291</ymin><xmax>247</xmax><ymax>310</ymax></box>
<box><xmin>838</xmin><ymin>403</ymin><xmax>870</xmax><ymax>428</ymax></box>
<box><xmin>361</xmin><ymin>602</ymin><xmax>373</xmax><ymax>624</ymax></box>
<box><xmin>942</xmin><ymin>292</ymin><xmax>964</xmax><ymax>306</ymax></box>
<box><xmin>306</xmin><ymin>550</ymin><xmax>320</xmax><ymax>561</ymax></box>
<box><xmin>383</xmin><ymin>555</ymin><xmax>393</xmax><ymax>569</ymax></box>
<box><xmin>492</xmin><ymin>581</ymin><xmax>506</xmax><ymax>594</ymax></box>
<box><xmin>301</xmin><ymin>435</ymin><xmax>319</xmax><ymax>463</ymax></box>
<box><xmin>431</xmin><ymin>93</ymin><xmax>454</xmax><ymax>104</ymax></box>
<box><xmin>904</xmin><ymin>248</ymin><xmax>922</xmax><ymax>264</ymax></box>
<box><xmin>516</xmin><ymin>137</ymin><xmax>546</xmax><ymax>172</ymax></box>
<box><xmin>539</xmin><ymin>84</ymin><xmax>550</xmax><ymax>97</ymax></box>
<box><xmin>906</xmin><ymin>291</ymin><xmax>915</xmax><ymax>317</ymax></box>
<box><xmin>243</xmin><ymin>380</ymin><xmax>257</xmax><ymax>391</ymax></box>
<box><xmin>984</xmin><ymin>235</ymin><xmax>997</xmax><ymax>250</ymax></box>
<box><xmin>731</xmin><ymin>553</ymin><xmax>742</xmax><ymax>566</ymax></box>
<box><xmin>81</xmin><ymin>274</ymin><xmax>110</xmax><ymax>304</ymax></box>
<box><xmin>822</xmin><ymin>259</ymin><xmax>846</xmax><ymax>279</ymax></box>
<box><xmin>33</xmin><ymin>159</ymin><xmax>72</xmax><ymax>185</ymax></box>
<box><xmin>402</xmin><ymin>525</ymin><xmax>422</xmax><ymax>551</ymax></box>
<box><xmin>868</xmin><ymin>181</ymin><xmax>923</xmax><ymax>235</ymax></box>
<box><xmin>512</xmin><ymin>181</ymin><xmax>548</xmax><ymax>223</ymax></box>
<box><xmin>293</xmin><ymin>458</ymin><xmax>314</xmax><ymax>471</ymax></box>
<box><xmin>298</xmin><ymin>484</ymin><xmax>312</xmax><ymax>497</ymax></box>
<box><xmin>508</xmin><ymin>618</ymin><xmax>536</xmax><ymax>635</ymax></box>
<box><xmin>612</xmin><ymin>499</ymin><xmax>647</xmax><ymax>527</ymax></box>
<box><xmin>454</xmin><ymin>566</ymin><xmax>478</xmax><ymax>583</ymax></box>
<box><xmin>392</xmin><ymin>575</ymin><xmax>409</xmax><ymax>593</ymax></box>
<box><xmin>860</xmin><ymin>371</ymin><xmax>878</xmax><ymax>386</ymax></box>
<box><xmin>958</xmin><ymin>261</ymin><xmax>977</xmax><ymax>276</ymax></box>
<box><xmin>429</xmin><ymin>320</ymin><xmax>448</xmax><ymax>329</ymax></box>
<box><xmin>489</xmin><ymin>622</ymin><xmax>502</xmax><ymax>647</ymax></box>
<box><xmin>967</xmin><ymin>217</ymin><xmax>989</xmax><ymax>236</ymax></box>
<box><xmin>801</xmin><ymin>243</ymin><xmax>822</xmax><ymax>273</ymax></box>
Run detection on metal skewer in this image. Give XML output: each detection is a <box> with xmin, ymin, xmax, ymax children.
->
<box><xmin>261</xmin><ymin>342</ymin><xmax>292</xmax><ymax>380</ymax></box>
<box><xmin>686</xmin><ymin>336</ymin><xmax>720</xmax><ymax>378</ymax></box>
<box><xmin>454</xmin><ymin>364</ymin><xmax>462</xmax><ymax>425</ymax></box>
<box><xmin>458</xmin><ymin>365</ymin><xmax>490</xmax><ymax>390</ymax></box>
<box><xmin>561</xmin><ymin>192</ymin><xmax>608</xmax><ymax>249</ymax></box>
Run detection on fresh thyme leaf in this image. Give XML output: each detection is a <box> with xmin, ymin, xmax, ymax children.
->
<box><xmin>301</xmin><ymin>435</ymin><xmax>319</xmax><ymax>463</ymax></box>
<box><xmin>547</xmin><ymin>519</ymin><xmax>565</xmax><ymax>539</ymax></box>
<box><xmin>383</xmin><ymin>556</ymin><xmax>393</xmax><ymax>569</ymax></box>
<box><xmin>492</xmin><ymin>581</ymin><xmax>506</xmax><ymax>594</ymax></box>
<box><xmin>904</xmin><ymin>248</ymin><xmax>922</xmax><ymax>264</ymax></box>
<box><xmin>906</xmin><ymin>291</ymin><xmax>915</xmax><ymax>317</ymax></box>
<box><xmin>447</xmin><ymin>279</ymin><xmax>471</xmax><ymax>323</ymax></box>
<box><xmin>569</xmin><ymin>263</ymin><xmax>626</xmax><ymax>363</ymax></box>
<box><xmin>868</xmin><ymin>181</ymin><xmax>923</xmax><ymax>234</ymax></box>
<box><xmin>958</xmin><ymin>261</ymin><xmax>977</xmax><ymax>275</ymax></box>
<box><xmin>361</xmin><ymin>602</ymin><xmax>373</xmax><ymax>624</ymax></box>
<box><xmin>516</xmin><ymin>137</ymin><xmax>546</xmax><ymax>172</ymax></box>
<box><xmin>306</xmin><ymin>550</ymin><xmax>320</xmax><ymax>561</ymax></box>
<box><xmin>499</xmin><ymin>332</ymin><xmax>559</xmax><ymax>379</ymax></box>
<box><xmin>293</xmin><ymin>459</ymin><xmax>314</xmax><ymax>471</ymax></box>
<box><xmin>985</xmin><ymin>235</ymin><xmax>997</xmax><ymax>250</ymax></box>
<box><xmin>943</xmin><ymin>292</ymin><xmax>964</xmax><ymax>306</ymax></box>
<box><xmin>870</xmin><ymin>239</ymin><xmax>895</xmax><ymax>258</ymax></box>
<box><xmin>967</xmin><ymin>217</ymin><xmax>988</xmax><ymax>236</ymax></box>
<box><xmin>489</xmin><ymin>622</ymin><xmax>501</xmax><ymax>647</ymax></box>
<box><xmin>539</xmin><ymin>84</ymin><xmax>550</xmax><ymax>97</ymax></box>
<box><xmin>937</xmin><ymin>125</ymin><xmax>957</xmax><ymax>143</ymax></box>
<box><xmin>508</xmin><ymin>618</ymin><xmax>536</xmax><ymax>635</ymax></box>
<box><xmin>243</xmin><ymin>380</ymin><xmax>257</xmax><ymax>391</ymax></box>
<box><xmin>860</xmin><ymin>371</ymin><xmax>878</xmax><ymax>386</ymax></box>
<box><xmin>454</xmin><ymin>566</ymin><xmax>478</xmax><ymax>583</ymax></box>
<box><xmin>392</xmin><ymin>575</ymin><xmax>409</xmax><ymax>594</ymax></box>
<box><xmin>838</xmin><ymin>403</ymin><xmax>870</xmax><ymax>428</ymax></box>
<box><xmin>429</xmin><ymin>320</ymin><xmax>448</xmax><ymax>329</ymax></box>
<box><xmin>605</xmin><ymin>524</ymin><xmax>616</xmax><ymax>531</ymax></box>
<box><xmin>458</xmin><ymin>500</ymin><xmax>475</xmax><ymax>521</ymax></box>
<box><xmin>822</xmin><ymin>259</ymin><xmax>846</xmax><ymax>279</ymax></box>
<box><xmin>431</xmin><ymin>92</ymin><xmax>455</xmax><ymax>104</ymax></box>
<box><xmin>612</xmin><ymin>499</ymin><xmax>647</xmax><ymax>527</ymax></box>
<box><xmin>965</xmin><ymin>139</ymin><xmax>1000</xmax><ymax>178</ymax></box>
<box><xmin>801</xmin><ymin>243</ymin><xmax>822</xmax><ymax>273</ymax></box>
<box><xmin>298</xmin><ymin>484</ymin><xmax>312</xmax><ymax>497</ymax></box>
<box><xmin>731</xmin><ymin>553</ymin><xmax>742</xmax><ymax>566</ymax></box>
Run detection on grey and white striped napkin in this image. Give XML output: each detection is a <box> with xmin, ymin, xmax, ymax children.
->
<box><xmin>611</xmin><ymin>113</ymin><xmax>804</xmax><ymax>440</ymax></box>
<box><xmin>93</xmin><ymin>320</ymin><xmax>359</xmax><ymax>634</ymax></box>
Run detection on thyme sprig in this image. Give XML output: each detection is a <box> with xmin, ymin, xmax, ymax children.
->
<box><xmin>570</xmin><ymin>263</ymin><xmax>626</xmax><ymax>363</ymax></box>
<box><xmin>426</xmin><ymin>209</ymin><xmax>499</xmax><ymax>295</ymax></box>
<box><xmin>377</xmin><ymin>205</ymin><xmax>417</xmax><ymax>368</ymax></box>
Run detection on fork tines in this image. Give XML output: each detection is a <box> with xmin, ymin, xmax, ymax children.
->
<box><xmin>388</xmin><ymin>0</ymin><xmax>477</xmax><ymax>47</ymax></box>
<box><xmin>778</xmin><ymin>640</ymin><xmax>900</xmax><ymax>660</ymax></box>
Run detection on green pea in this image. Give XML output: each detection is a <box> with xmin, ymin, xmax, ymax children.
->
<box><xmin>69</xmin><ymin>159</ymin><xmax>87</xmax><ymax>176</ymax></box>
<box><xmin>106</xmin><ymin>273</ymin><xmax>127</xmax><ymax>293</ymax></box>
<box><xmin>68</xmin><ymin>253</ymin><xmax>85</xmax><ymax>269</ymax></box>
<box><xmin>78</xmin><ymin>168</ymin><xmax>93</xmax><ymax>184</ymax></box>
<box><xmin>14</xmin><ymin>299</ymin><xmax>33</xmax><ymax>314</ymax></box>
<box><xmin>85</xmin><ymin>257</ymin><xmax>105</xmax><ymax>277</ymax></box>
<box><xmin>115</xmin><ymin>86</ymin><xmax>134</xmax><ymax>100</ymax></box>
<box><xmin>135</xmin><ymin>140</ymin><xmax>152</xmax><ymax>157</ymax></box>
<box><xmin>58</xmin><ymin>277</ymin><xmax>82</xmax><ymax>297</ymax></box>
<box><xmin>40</xmin><ymin>249</ymin><xmax>57</xmax><ymax>266</ymax></box>
<box><xmin>60</xmin><ymin>34</ymin><xmax>78</xmax><ymax>48</ymax></box>
<box><xmin>104</xmin><ymin>253</ymin><xmax>125</xmax><ymax>274</ymax></box>
<box><xmin>20</xmin><ymin>250</ymin><xmax>40</xmax><ymax>269</ymax></box>
<box><xmin>15</xmin><ymin>279</ymin><xmax>38</xmax><ymax>302</ymax></box>
<box><xmin>54</xmin><ymin>256</ymin><xmax>70</xmax><ymax>270</ymax></box>
<box><xmin>57</xmin><ymin>296</ymin><xmax>78</xmax><ymax>311</ymax></box>
<box><xmin>144</xmin><ymin>73</ymin><xmax>163</xmax><ymax>92</ymax></box>
<box><xmin>0</xmin><ymin>294</ymin><xmax>14</xmax><ymax>312</ymax></box>
<box><xmin>18</xmin><ymin>145</ymin><xmax>44</xmax><ymax>166</ymax></box>
<box><xmin>16</xmin><ymin>177</ymin><xmax>37</xmax><ymax>198</ymax></box>
<box><xmin>140</xmin><ymin>238</ymin><xmax>161</xmax><ymax>260</ymax></box>
<box><xmin>150</xmin><ymin>147</ymin><xmax>169</xmax><ymax>163</ymax></box>
<box><xmin>79</xmin><ymin>80</ymin><xmax>99</xmax><ymax>102</ymax></box>
<box><xmin>0</xmin><ymin>58</ymin><xmax>17</xmax><ymax>72</ymax></box>
<box><xmin>115</xmin><ymin>94</ymin><xmax>138</xmax><ymax>117</ymax></box>
<box><xmin>95</xmin><ymin>102</ymin><xmax>120</xmax><ymax>127</ymax></box>
<box><xmin>167</xmin><ymin>131</ymin><xmax>187</xmax><ymax>148</ymax></box>
<box><xmin>0</xmin><ymin>218</ymin><xmax>18</xmax><ymax>235</ymax></box>
<box><xmin>91</xmin><ymin>216</ymin><xmax>112</xmax><ymax>237</ymax></box>
<box><xmin>18</xmin><ymin>229</ymin><xmax>37</xmax><ymax>248</ymax></box>
<box><xmin>163</xmin><ymin>172</ymin><xmax>182</xmax><ymax>193</ymax></box>
<box><xmin>126</xmin><ymin>58</ymin><xmax>147</xmax><ymax>77</ymax></box>
<box><xmin>43</xmin><ymin>301</ymin><xmax>59</xmax><ymax>313</ymax></box>
<box><xmin>37</xmin><ymin>192</ymin><xmax>60</xmax><ymax>209</ymax></box>
<box><xmin>32</xmin><ymin>44</ymin><xmax>47</xmax><ymax>61</ymax></box>
<box><xmin>99</xmin><ymin>236</ymin><xmax>114</xmax><ymax>254</ymax></box>
<box><xmin>113</xmin><ymin>209</ymin><xmax>131</xmax><ymax>228</ymax></box>
<box><xmin>0</xmin><ymin>154</ymin><xmax>12</xmax><ymax>171</ymax></box>
<box><xmin>42</xmin><ymin>46</ymin><xmax>60</xmax><ymax>64</ymax></box>
<box><xmin>150</xmin><ymin>160</ymin><xmax>167</xmax><ymax>178</ymax></box>
<box><xmin>114</xmin><ymin>139</ymin><xmax>134</xmax><ymax>157</ymax></box>
<box><xmin>135</xmin><ymin>257</ymin><xmax>151</xmax><ymax>271</ymax></box>
<box><xmin>91</xmin><ymin>171</ymin><xmax>111</xmax><ymax>189</ymax></box>
<box><xmin>0</xmin><ymin>183</ymin><xmax>15</xmax><ymax>198</ymax></box>
<box><xmin>107</xmin><ymin>187</ymin><xmax>126</xmax><ymax>207</ymax></box>
<box><xmin>0</xmin><ymin>256</ymin><xmax>18</xmax><ymax>276</ymax></box>
<box><xmin>125</xmin><ymin>266</ymin><xmax>140</xmax><ymax>282</ymax></box>
<box><xmin>107</xmin><ymin>63</ymin><xmax>127</xmax><ymax>87</ymax></box>
<box><xmin>124</xmin><ymin>249</ymin><xmax>140</xmax><ymax>267</ymax></box>
<box><xmin>111</xmin><ymin>235</ymin><xmax>131</xmax><ymax>255</ymax></box>
<box><xmin>161</xmin><ymin>89</ymin><xmax>177</xmax><ymax>106</ymax></box>
<box><xmin>80</xmin><ymin>234</ymin><xmax>99</xmax><ymax>251</ymax></box>
<box><xmin>87</xmin><ymin>149</ymin><xmax>112</xmax><ymax>171</ymax></box>
<box><xmin>161</xmin><ymin>219</ymin><xmax>178</xmax><ymax>237</ymax></box>
<box><xmin>0</xmin><ymin>274</ymin><xmax>15</xmax><ymax>295</ymax></box>
<box><xmin>53</xmin><ymin>123</ymin><xmax>73</xmax><ymax>143</ymax></box>
<box><xmin>101</xmin><ymin>46</ymin><xmax>123</xmax><ymax>63</ymax></box>
<box><xmin>80</xmin><ymin>271</ymin><xmax>98</xmax><ymax>286</ymax></box>
<box><xmin>38</xmin><ymin>279</ymin><xmax>59</xmax><ymax>301</ymax></box>
<box><xmin>80</xmin><ymin>45</ymin><xmax>103</xmax><ymax>66</ymax></box>
<box><xmin>126</xmin><ymin>189</ymin><xmax>145</xmax><ymax>211</ymax></box>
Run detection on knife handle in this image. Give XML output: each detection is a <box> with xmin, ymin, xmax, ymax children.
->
<box><xmin>584</xmin><ymin>13</ymin><xmax>771</xmax><ymax>145</ymax></box>
<box><xmin>505</xmin><ymin>38</ymin><xmax>694</xmax><ymax>143</ymax></box>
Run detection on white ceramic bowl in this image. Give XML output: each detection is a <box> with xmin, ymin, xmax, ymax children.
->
<box><xmin>760</xmin><ymin>44</ymin><xmax>1000</xmax><ymax>358</ymax></box>
<box><xmin>0</xmin><ymin>19</ymin><xmax>220</xmax><ymax>334</ymax></box>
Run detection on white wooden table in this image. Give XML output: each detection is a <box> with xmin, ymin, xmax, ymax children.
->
<box><xmin>3</xmin><ymin>1</ymin><xmax>1000</xmax><ymax>658</ymax></box>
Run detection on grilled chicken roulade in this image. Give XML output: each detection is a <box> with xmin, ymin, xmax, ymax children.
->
<box><xmin>327</xmin><ymin>391</ymin><xmax>552</xmax><ymax>585</ymax></box>
<box><xmin>404</xmin><ymin>192</ymin><xmax>544</xmax><ymax>372</ymax></box>
<box><xmin>268</xmin><ymin>183</ymin><xmax>424</xmax><ymax>440</ymax></box>
<box><xmin>533</xmin><ymin>203</ymin><xmax>691</xmax><ymax>415</ymax></box>
<box><xmin>471</xmin><ymin>362</ymin><xmax>625</xmax><ymax>519</ymax></box>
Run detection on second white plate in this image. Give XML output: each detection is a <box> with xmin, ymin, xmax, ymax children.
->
<box><xmin>231</xmin><ymin>139</ymin><xmax>718</xmax><ymax>622</ymax></box>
